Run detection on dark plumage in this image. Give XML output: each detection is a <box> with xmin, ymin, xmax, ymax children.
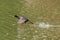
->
<box><xmin>14</xmin><ymin>15</ymin><xmax>20</xmax><ymax>19</ymax></box>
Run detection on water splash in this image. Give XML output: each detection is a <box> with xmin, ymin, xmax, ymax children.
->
<box><xmin>33</xmin><ymin>22</ymin><xmax>53</xmax><ymax>28</ymax></box>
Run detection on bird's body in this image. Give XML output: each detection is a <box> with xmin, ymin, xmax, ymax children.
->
<box><xmin>17</xmin><ymin>16</ymin><xmax>29</xmax><ymax>24</ymax></box>
<box><xmin>14</xmin><ymin>15</ymin><xmax>33</xmax><ymax>24</ymax></box>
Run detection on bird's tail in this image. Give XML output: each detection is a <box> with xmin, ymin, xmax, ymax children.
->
<box><xmin>29</xmin><ymin>21</ymin><xmax>33</xmax><ymax>24</ymax></box>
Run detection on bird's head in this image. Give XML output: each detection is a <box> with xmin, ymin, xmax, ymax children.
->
<box><xmin>14</xmin><ymin>15</ymin><xmax>20</xmax><ymax>19</ymax></box>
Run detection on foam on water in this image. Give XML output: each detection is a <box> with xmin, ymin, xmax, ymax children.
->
<box><xmin>39</xmin><ymin>22</ymin><xmax>51</xmax><ymax>28</ymax></box>
<box><xmin>33</xmin><ymin>22</ymin><xmax>53</xmax><ymax>28</ymax></box>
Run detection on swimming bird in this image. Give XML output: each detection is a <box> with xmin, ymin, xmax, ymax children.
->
<box><xmin>14</xmin><ymin>15</ymin><xmax>33</xmax><ymax>24</ymax></box>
